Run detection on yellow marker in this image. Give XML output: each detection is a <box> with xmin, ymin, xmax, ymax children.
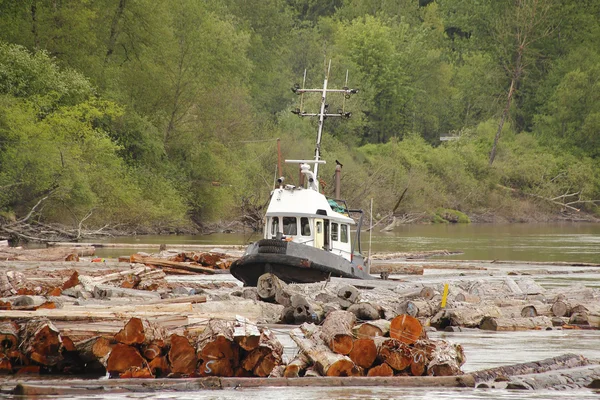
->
<box><xmin>441</xmin><ymin>283</ymin><xmax>449</xmax><ymax>308</ymax></box>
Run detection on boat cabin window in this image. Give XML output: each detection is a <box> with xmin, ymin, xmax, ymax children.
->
<box><xmin>331</xmin><ymin>223</ymin><xmax>339</xmax><ymax>241</ymax></box>
<box><xmin>283</xmin><ymin>217</ymin><xmax>297</xmax><ymax>235</ymax></box>
<box><xmin>341</xmin><ymin>224</ymin><xmax>349</xmax><ymax>243</ymax></box>
<box><xmin>271</xmin><ymin>217</ymin><xmax>279</xmax><ymax>237</ymax></box>
<box><xmin>316</xmin><ymin>221</ymin><xmax>322</xmax><ymax>234</ymax></box>
<box><xmin>301</xmin><ymin>217</ymin><xmax>311</xmax><ymax>236</ymax></box>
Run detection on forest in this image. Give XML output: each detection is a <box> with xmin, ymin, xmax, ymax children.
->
<box><xmin>0</xmin><ymin>0</ymin><xmax>599</xmax><ymax>239</ymax></box>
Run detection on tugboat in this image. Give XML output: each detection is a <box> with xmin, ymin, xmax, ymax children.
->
<box><xmin>230</xmin><ymin>63</ymin><xmax>372</xmax><ymax>286</ymax></box>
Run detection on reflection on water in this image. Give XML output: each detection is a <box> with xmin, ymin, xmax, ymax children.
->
<box><xmin>95</xmin><ymin>223</ymin><xmax>600</xmax><ymax>263</ymax></box>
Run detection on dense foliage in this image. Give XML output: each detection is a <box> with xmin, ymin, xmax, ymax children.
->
<box><xmin>0</xmin><ymin>0</ymin><xmax>598</xmax><ymax>233</ymax></box>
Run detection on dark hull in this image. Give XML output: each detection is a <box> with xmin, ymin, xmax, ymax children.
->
<box><xmin>230</xmin><ymin>239</ymin><xmax>372</xmax><ymax>286</ymax></box>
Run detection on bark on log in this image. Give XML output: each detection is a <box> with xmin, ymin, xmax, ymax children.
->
<box><xmin>426</xmin><ymin>340</ymin><xmax>465</xmax><ymax>376</ymax></box>
<box><xmin>390</xmin><ymin>314</ymin><xmax>423</xmax><ymax>344</ymax></box>
<box><xmin>114</xmin><ymin>317</ymin><xmax>166</xmax><ymax>346</ymax></box>
<box><xmin>320</xmin><ymin>310</ymin><xmax>355</xmax><ymax>355</ymax></box>
<box><xmin>369</xmin><ymin>264</ymin><xmax>424</xmax><ymax>275</ymax></box>
<box><xmin>552</xmin><ymin>300</ymin><xmax>571</xmax><ymax>317</ymax></box>
<box><xmin>374</xmin><ymin>337</ymin><xmax>411</xmax><ymax>372</ymax></box>
<box><xmin>168</xmin><ymin>334</ymin><xmax>197</xmax><ymax>376</ymax></box>
<box><xmin>346</xmin><ymin>302</ymin><xmax>382</xmax><ymax>321</ymax></box>
<box><xmin>354</xmin><ymin>319</ymin><xmax>390</xmax><ymax>338</ymax></box>
<box><xmin>470</xmin><ymin>353</ymin><xmax>589</xmax><ymax>385</ymax></box>
<box><xmin>397</xmin><ymin>300</ymin><xmax>437</xmax><ymax>318</ymax></box>
<box><xmin>196</xmin><ymin>319</ymin><xmax>239</xmax><ymax>377</ymax></box>
<box><xmin>348</xmin><ymin>338</ymin><xmax>377</xmax><ymax>369</ymax></box>
<box><xmin>19</xmin><ymin>318</ymin><xmax>62</xmax><ymax>366</ymax></box>
<box><xmin>233</xmin><ymin>317</ymin><xmax>261</xmax><ymax>352</ymax></box>
<box><xmin>241</xmin><ymin>328</ymin><xmax>283</xmax><ymax>377</ymax></box>
<box><xmin>290</xmin><ymin>324</ymin><xmax>361</xmax><ymax>377</ymax></box>
<box><xmin>337</xmin><ymin>285</ymin><xmax>360</xmax><ymax>308</ymax></box>
<box><xmin>454</xmin><ymin>293</ymin><xmax>480</xmax><ymax>303</ymax></box>
<box><xmin>283</xmin><ymin>352</ymin><xmax>311</xmax><ymax>378</ymax></box>
<box><xmin>480</xmin><ymin>316</ymin><xmax>553</xmax><ymax>331</ymax></box>
<box><xmin>0</xmin><ymin>321</ymin><xmax>19</xmax><ymax>352</ymax></box>
<box><xmin>431</xmin><ymin>305</ymin><xmax>502</xmax><ymax>329</ymax></box>
<box><xmin>75</xmin><ymin>336</ymin><xmax>113</xmax><ymax>370</ymax></box>
<box><xmin>256</xmin><ymin>273</ymin><xmax>291</xmax><ymax>306</ymax></box>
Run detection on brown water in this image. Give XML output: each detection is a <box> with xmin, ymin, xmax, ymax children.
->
<box><xmin>96</xmin><ymin>222</ymin><xmax>600</xmax><ymax>263</ymax></box>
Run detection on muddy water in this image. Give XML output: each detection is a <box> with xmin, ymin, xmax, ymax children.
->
<box><xmin>96</xmin><ymin>222</ymin><xmax>600</xmax><ymax>263</ymax></box>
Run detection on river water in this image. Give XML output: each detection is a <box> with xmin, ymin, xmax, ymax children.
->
<box><xmin>25</xmin><ymin>223</ymin><xmax>600</xmax><ymax>399</ymax></box>
<box><xmin>96</xmin><ymin>222</ymin><xmax>600</xmax><ymax>263</ymax></box>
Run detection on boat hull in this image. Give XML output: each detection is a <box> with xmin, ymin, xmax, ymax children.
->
<box><xmin>230</xmin><ymin>239</ymin><xmax>372</xmax><ymax>286</ymax></box>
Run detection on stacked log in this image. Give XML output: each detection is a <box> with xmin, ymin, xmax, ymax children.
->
<box><xmin>0</xmin><ymin>316</ymin><xmax>283</xmax><ymax>378</ymax></box>
<box><xmin>288</xmin><ymin>311</ymin><xmax>465</xmax><ymax>377</ymax></box>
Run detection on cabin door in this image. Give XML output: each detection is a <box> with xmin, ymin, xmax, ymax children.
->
<box><xmin>314</xmin><ymin>219</ymin><xmax>324</xmax><ymax>249</ymax></box>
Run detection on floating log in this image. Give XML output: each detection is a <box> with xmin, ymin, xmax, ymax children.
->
<box><xmin>320</xmin><ymin>310</ymin><xmax>355</xmax><ymax>355</ymax></box>
<box><xmin>0</xmin><ymin>247</ymin><xmax>94</xmax><ymax>261</ymax></box>
<box><xmin>168</xmin><ymin>334</ymin><xmax>197</xmax><ymax>376</ymax></box>
<box><xmin>130</xmin><ymin>254</ymin><xmax>217</xmax><ymax>275</ymax></box>
<box><xmin>506</xmin><ymin>364</ymin><xmax>600</xmax><ymax>390</ymax></box>
<box><xmin>471</xmin><ymin>353</ymin><xmax>589</xmax><ymax>385</ymax></box>
<box><xmin>291</xmin><ymin>325</ymin><xmax>360</xmax><ymax>377</ymax></box>
<box><xmin>369</xmin><ymin>264</ymin><xmax>424</xmax><ymax>275</ymax></box>
<box><xmin>389</xmin><ymin>314</ymin><xmax>423</xmax><ymax>345</ymax></box>
<box><xmin>19</xmin><ymin>318</ymin><xmax>62</xmax><ymax>366</ymax></box>
<box><xmin>479</xmin><ymin>316</ymin><xmax>553</xmax><ymax>331</ymax></box>
<box><xmin>454</xmin><ymin>293</ymin><xmax>480</xmax><ymax>303</ymax></box>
